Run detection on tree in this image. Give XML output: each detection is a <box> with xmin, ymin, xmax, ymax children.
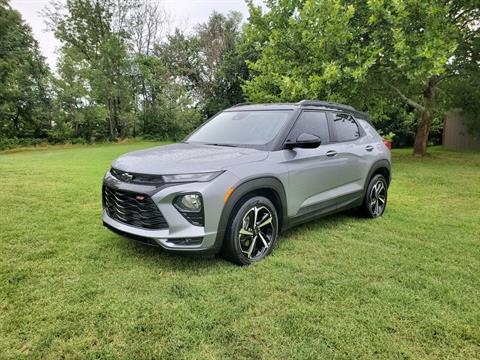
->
<box><xmin>441</xmin><ymin>0</ymin><xmax>480</xmax><ymax>135</ymax></box>
<box><xmin>243</xmin><ymin>0</ymin><xmax>459</xmax><ymax>156</ymax></box>
<box><xmin>128</xmin><ymin>2</ymin><xmax>172</xmax><ymax>135</ymax></box>
<box><xmin>53</xmin><ymin>46</ymin><xmax>110</xmax><ymax>141</ymax></box>
<box><xmin>158</xmin><ymin>11</ymin><xmax>248</xmax><ymax>117</ymax></box>
<box><xmin>128</xmin><ymin>1</ymin><xmax>170</xmax><ymax>56</ymax></box>
<box><xmin>45</xmin><ymin>0</ymin><xmax>134</xmax><ymax>139</ymax></box>
<box><xmin>0</xmin><ymin>0</ymin><xmax>51</xmax><ymax>140</ymax></box>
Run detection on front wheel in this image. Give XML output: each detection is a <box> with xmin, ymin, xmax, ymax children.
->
<box><xmin>221</xmin><ymin>196</ymin><xmax>278</xmax><ymax>265</ymax></box>
<box><xmin>359</xmin><ymin>174</ymin><xmax>388</xmax><ymax>218</ymax></box>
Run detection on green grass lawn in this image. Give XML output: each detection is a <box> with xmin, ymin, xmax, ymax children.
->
<box><xmin>1</xmin><ymin>143</ymin><xmax>479</xmax><ymax>359</ymax></box>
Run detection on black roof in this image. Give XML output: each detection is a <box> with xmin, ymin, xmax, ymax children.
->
<box><xmin>227</xmin><ymin>100</ymin><xmax>371</xmax><ymax>121</ymax></box>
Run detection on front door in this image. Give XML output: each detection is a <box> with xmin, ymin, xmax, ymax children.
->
<box><xmin>285</xmin><ymin>110</ymin><xmax>344</xmax><ymax>216</ymax></box>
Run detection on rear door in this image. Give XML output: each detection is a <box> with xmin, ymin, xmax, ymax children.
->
<box><xmin>325</xmin><ymin>112</ymin><xmax>369</xmax><ymax>204</ymax></box>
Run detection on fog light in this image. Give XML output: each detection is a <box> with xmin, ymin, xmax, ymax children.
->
<box><xmin>173</xmin><ymin>193</ymin><xmax>204</xmax><ymax>226</ymax></box>
<box><xmin>176</xmin><ymin>194</ymin><xmax>202</xmax><ymax>212</ymax></box>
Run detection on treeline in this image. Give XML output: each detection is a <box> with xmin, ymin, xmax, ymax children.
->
<box><xmin>0</xmin><ymin>0</ymin><xmax>479</xmax><ymax>156</ymax></box>
<box><xmin>1</xmin><ymin>0</ymin><xmax>248</xmax><ymax>148</ymax></box>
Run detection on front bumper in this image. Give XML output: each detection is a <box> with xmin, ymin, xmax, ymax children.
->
<box><xmin>102</xmin><ymin>170</ymin><xmax>239</xmax><ymax>254</ymax></box>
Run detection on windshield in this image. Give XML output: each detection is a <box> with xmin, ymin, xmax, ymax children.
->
<box><xmin>186</xmin><ymin>110</ymin><xmax>291</xmax><ymax>148</ymax></box>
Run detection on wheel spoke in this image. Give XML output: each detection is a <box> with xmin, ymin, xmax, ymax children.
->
<box><xmin>258</xmin><ymin>232</ymin><xmax>269</xmax><ymax>248</ymax></box>
<box><xmin>253</xmin><ymin>206</ymin><xmax>259</xmax><ymax>227</ymax></box>
<box><xmin>378</xmin><ymin>195</ymin><xmax>385</xmax><ymax>204</ymax></box>
<box><xmin>257</xmin><ymin>215</ymin><xmax>272</xmax><ymax>228</ymax></box>
<box><xmin>239</xmin><ymin>228</ymin><xmax>253</xmax><ymax>236</ymax></box>
<box><xmin>245</xmin><ymin>236</ymin><xmax>257</xmax><ymax>258</ymax></box>
<box><xmin>377</xmin><ymin>183</ymin><xmax>384</xmax><ymax>195</ymax></box>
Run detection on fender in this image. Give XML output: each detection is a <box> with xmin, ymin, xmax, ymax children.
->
<box><xmin>213</xmin><ymin>176</ymin><xmax>288</xmax><ymax>252</ymax></box>
<box><xmin>363</xmin><ymin>159</ymin><xmax>392</xmax><ymax>197</ymax></box>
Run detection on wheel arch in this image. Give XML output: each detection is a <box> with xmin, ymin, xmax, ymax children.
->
<box><xmin>365</xmin><ymin>160</ymin><xmax>391</xmax><ymax>191</ymax></box>
<box><xmin>214</xmin><ymin>176</ymin><xmax>287</xmax><ymax>250</ymax></box>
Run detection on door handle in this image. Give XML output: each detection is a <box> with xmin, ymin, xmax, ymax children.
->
<box><xmin>365</xmin><ymin>145</ymin><xmax>374</xmax><ymax>152</ymax></box>
<box><xmin>326</xmin><ymin>150</ymin><xmax>337</xmax><ymax>157</ymax></box>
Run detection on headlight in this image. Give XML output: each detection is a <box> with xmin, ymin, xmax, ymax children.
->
<box><xmin>173</xmin><ymin>193</ymin><xmax>204</xmax><ymax>226</ymax></box>
<box><xmin>162</xmin><ymin>171</ymin><xmax>223</xmax><ymax>183</ymax></box>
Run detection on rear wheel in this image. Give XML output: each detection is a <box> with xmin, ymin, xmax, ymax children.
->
<box><xmin>221</xmin><ymin>196</ymin><xmax>278</xmax><ymax>265</ymax></box>
<box><xmin>359</xmin><ymin>174</ymin><xmax>388</xmax><ymax>218</ymax></box>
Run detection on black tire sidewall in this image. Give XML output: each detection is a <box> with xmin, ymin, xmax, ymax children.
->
<box><xmin>224</xmin><ymin>196</ymin><xmax>279</xmax><ymax>265</ymax></box>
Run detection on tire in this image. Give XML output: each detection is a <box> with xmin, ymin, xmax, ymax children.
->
<box><xmin>359</xmin><ymin>174</ymin><xmax>388</xmax><ymax>218</ymax></box>
<box><xmin>221</xmin><ymin>196</ymin><xmax>279</xmax><ymax>265</ymax></box>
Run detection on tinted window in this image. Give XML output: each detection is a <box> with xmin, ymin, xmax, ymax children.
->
<box><xmin>333</xmin><ymin>113</ymin><xmax>360</xmax><ymax>141</ymax></box>
<box><xmin>187</xmin><ymin>110</ymin><xmax>291</xmax><ymax>146</ymax></box>
<box><xmin>287</xmin><ymin>111</ymin><xmax>329</xmax><ymax>144</ymax></box>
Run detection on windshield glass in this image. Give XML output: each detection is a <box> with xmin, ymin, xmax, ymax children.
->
<box><xmin>186</xmin><ymin>110</ymin><xmax>291</xmax><ymax>147</ymax></box>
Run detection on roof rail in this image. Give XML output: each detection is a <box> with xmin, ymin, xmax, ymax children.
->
<box><xmin>230</xmin><ymin>102</ymin><xmax>253</xmax><ymax>108</ymax></box>
<box><xmin>297</xmin><ymin>100</ymin><xmax>356</xmax><ymax>111</ymax></box>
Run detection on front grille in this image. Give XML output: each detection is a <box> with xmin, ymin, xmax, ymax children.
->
<box><xmin>103</xmin><ymin>185</ymin><xmax>168</xmax><ymax>230</ymax></box>
<box><xmin>110</xmin><ymin>168</ymin><xmax>164</xmax><ymax>185</ymax></box>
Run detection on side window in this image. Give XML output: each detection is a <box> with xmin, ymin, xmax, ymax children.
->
<box><xmin>332</xmin><ymin>113</ymin><xmax>360</xmax><ymax>142</ymax></box>
<box><xmin>287</xmin><ymin>111</ymin><xmax>329</xmax><ymax>144</ymax></box>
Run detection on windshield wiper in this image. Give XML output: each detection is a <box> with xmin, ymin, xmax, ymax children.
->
<box><xmin>205</xmin><ymin>143</ymin><xmax>237</xmax><ymax>147</ymax></box>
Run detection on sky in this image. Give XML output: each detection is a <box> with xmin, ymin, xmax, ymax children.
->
<box><xmin>10</xmin><ymin>0</ymin><xmax>263</xmax><ymax>71</ymax></box>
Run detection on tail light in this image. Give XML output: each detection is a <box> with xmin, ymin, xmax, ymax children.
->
<box><xmin>383</xmin><ymin>139</ymin><xmax>392</xmax><ymax>150</ymax></box>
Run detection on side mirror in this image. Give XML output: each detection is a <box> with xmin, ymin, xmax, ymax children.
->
<box><xmin>285</xmin><ymin>133</ymin><xmax>321</xmax><ymax>149</ymax></box>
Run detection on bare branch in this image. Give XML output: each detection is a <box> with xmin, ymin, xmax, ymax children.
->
<box><xmin>431</xmin><ymin>73</ymin><xmax>457</xmax><ymax>86</ymax></box>
<box><xmin>385</xmin><ymin>82</ymin><xmax>426</xmax><ymax>112</ymax></box>
<box><xmin>128</xmin><ymin>1</ymin><xmax>172</xmax><ymax>55</ymax></box>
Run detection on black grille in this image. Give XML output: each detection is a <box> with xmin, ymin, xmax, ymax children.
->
<box><xmin>110</xmin><ymin>168</ymin><xmax>164</xmax><ymax>185</ymax></box>
<box><xmin>103</xmin><ymin>185</ymin><xmax>168</xmax><ymax>230</ymax></box>
<box><xmin>181</xmin><ymin>212</ymin><xmax>204</xmax><ymax>226</ymax></box>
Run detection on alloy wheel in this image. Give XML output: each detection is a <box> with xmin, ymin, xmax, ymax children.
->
<box><xmin>238</xmin><ymin>205</ymin><xmax>275</xmax><ymax>260</ymax></box>
<box><xmin>369</xmin><ymin>180</ymin><xmax>386</xmax><ymax>217</ymax></box>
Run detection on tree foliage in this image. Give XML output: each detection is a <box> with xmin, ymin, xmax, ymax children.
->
<box><xmin>442</xmin><ymin>0</ymin><xmax>480</xmax><ymax>135</ymax></box>
<box><xmin>39</xmin><ymin>2</ymin><xmax>247</xmax><ymax>143</ymax></box>
<box><xmin>0</xmin><ymin>0</ymin><xmax>51</xmax><ymax>141</ymax></box>
<box><xmin>158</xmin><ymin>11</ymin><xmax>248</xmax><ymax>117</ymax></box>
<box><xmin>0</xmin><ymin>0</ymin><xmax>478</xmax><ymax>153</ymax></box>
<box><xmin>46</xmin><ymin>0</ymin><xmax>135</xmax><ymax>140</ymax></box>
<box><xmin>243</xmin><ymin>0</ymin><xmax>462</xmax><ymax>156</ymax></box>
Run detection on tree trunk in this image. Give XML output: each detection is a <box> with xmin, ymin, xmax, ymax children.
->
<box><xmin>132</xmin><ymin>93</ymin><xmax>137</xmax><ymax>138</ymax></box>
<box><xmin>115</xmin><ymin>96</ymin><xmax>121</xmax><ymax>137</ymax></box>
<box><xmin>107</xmin><ymin>99</ymin><xmax>115</xmax><ymax>140</ymax></box>
<box><xmin>12</xmin><ymin>108</ymin><xmax>20</xmax><ymax>132</ymax></box>
<box><xmin>412</xmin><ymin>78</ymin><xmax>436</xmax><ymax>157</ymax></box>
<box><xmin>413</xmin><ymin>110</ymin><xmax>432</xmax><ymax>157</ymax></box>
<box><xmin>142</xmin><ymin>79</ymin><xmax>147</xmax><ymax>134</ymax></box>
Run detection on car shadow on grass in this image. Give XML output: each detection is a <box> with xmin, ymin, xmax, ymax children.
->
<box><xmin>106</xmin><ymin>210</ymin><xmax>363</xmax><ymax>269</ymax></box>
<box><xmin>107</xmin><ymin>234</ymin><xmax>229</xmax><ymax>271</ymax></box>
<box><xmin>279</xmin><ymin>210</ymin><xmax>360</xmax><ymax>238</ymax></box>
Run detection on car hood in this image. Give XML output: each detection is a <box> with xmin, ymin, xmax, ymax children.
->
<box><xmin>112</xmin><ymin>143</ymin><xmax>269</xmax><ymax>175</ymax></box>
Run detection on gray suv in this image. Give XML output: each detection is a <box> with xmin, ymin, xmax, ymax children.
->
<box><xmin>102</xmin><ymin>100</ymin><xmax>391</xmax><ymax>265</ymax></box>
